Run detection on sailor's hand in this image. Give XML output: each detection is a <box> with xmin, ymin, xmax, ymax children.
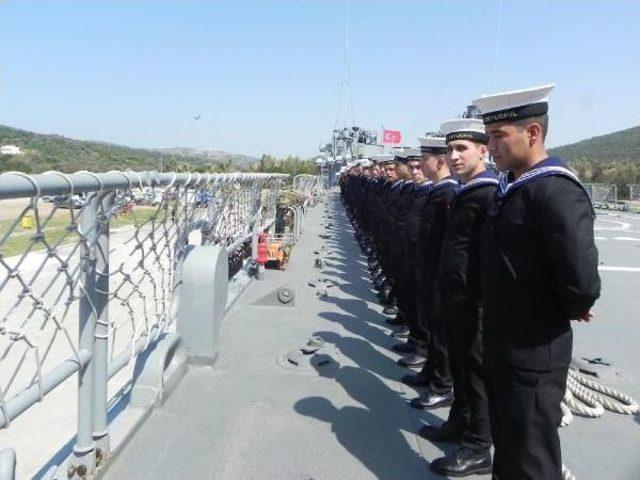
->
<box><xmin>574</xmin><ymin>310</ymin><xmax>594</xmax><ymax>322</ymax></box>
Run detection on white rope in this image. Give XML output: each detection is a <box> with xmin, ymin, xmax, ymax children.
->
<box><xmin>562</xmin><ymin>464</ymin><xmax>576</xmax><ymax>480</ymax></box>
<box><xmin>561</xmin><ymin>368</ymin><xmax>639</xmax><ymax>426</ymax></box>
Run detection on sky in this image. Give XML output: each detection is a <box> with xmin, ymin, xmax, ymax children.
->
<box><xmin>1</xmin><ymin>0</ymin><xmax>639</xmax><ymax>158</ymax></box>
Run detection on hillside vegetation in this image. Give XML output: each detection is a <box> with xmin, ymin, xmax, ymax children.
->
<box><xmin>549</xmin><ymin>126</ymin><xmax>640</xmax><ymax>193</ymax></box>
<box><xmin>0</xmin><ymin>125</ymin><xmax>318</xmax><ymax>176</ymax></box>
<box><xmin>0</xmin><ymin>125</ymin><xmax>256</xmax><ymax>173</ymax></box>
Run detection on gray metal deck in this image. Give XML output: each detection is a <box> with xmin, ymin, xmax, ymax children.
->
<box><xmin>98</xmin><ymin>195</ymin><xmax>640</xmax><ymax>480</ymax></box>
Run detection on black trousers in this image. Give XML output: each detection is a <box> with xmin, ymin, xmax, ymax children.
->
<box><xmin>401</xmin><ymin>241</ymin><xmax>426</xmax><ymax>347</ymax></box>
<box><xmin>444</xmin><ymin>300</ymin><xmax>492</xmax><ymax>452</ymax></box>
<box><xmin>417</xmin><ymin>290</ymin><xmax>452</xmax><ymax>393</ymax></box>
<box><xmin>484</xmin><ymin>362</ymin><xmax>567</xmax><ymax>480</ymax></box>
<box><xmin>393</xmin><ymin>239</ymin><xmax>410</xmax><ymax>313</ymax></box>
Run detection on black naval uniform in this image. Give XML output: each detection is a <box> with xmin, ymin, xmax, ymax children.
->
<box><xmin>403</xmin><ymin>181</ymin><xmax>433</xmax><ymax>343</ymax></box>
<box><xmin>414</xmin><ymin>177</ymin><xmax>459</xmax><ymax>389</ymax></box>
<box><xmin>480</xmin><ymin>157</ymin><xmax>601</xmax><ymax>480</ymax></box>
<box><xmin>379</xmin><ymin>179</ymin><xmax>406</xmax><ymax>299</ymax></box>
<box><xmin>438</xmin><ymin>170</ymin><xmax>497</xmax><ymax>452</ymax></box>
<box><xmin>394</xmin><ymin>180</ymin><xmax>417</xmax><ymax>318</ymax></box>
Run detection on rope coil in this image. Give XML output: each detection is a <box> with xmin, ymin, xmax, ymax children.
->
<box><xmin>561</xmin><ymin>368</ymin><xmax>639</xmax><ymax>426</ymax></box>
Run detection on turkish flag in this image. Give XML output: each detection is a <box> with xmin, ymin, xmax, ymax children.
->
<box><xmin>382</xmin><ymin>129</ymin><xmax>402</xmax><ymax>144</ymax></box>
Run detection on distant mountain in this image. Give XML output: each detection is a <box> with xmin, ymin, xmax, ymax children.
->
<box><xmin>158</xmin><ymin>147</ymin><xmax>257</xmax><ymax>166</ymax></box>
<box><xmin>0</xmin><ymin>125</ymin><xmax>257</xmax><ymax>173</ymax></box>
<box><xmin>550</xmin><ymin>126</ymin><xmax>640</xmax><ymax>164</ymax></box>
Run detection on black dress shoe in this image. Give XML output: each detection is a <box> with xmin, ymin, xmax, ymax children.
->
<box><xmin>397</xmin><ymin>353</ymin><xmax>426</xmax><ymax>368</ymax></box>
<box><xmin>391</xmin><ymin>342</ymin><xmax>416</xmax><ymax>353</ymax></box>
<box><xmin>382</xmin><ymin>306</ymin><xmax>398</xmax><ymax>316</ymax></box>
<box><xmin>401</xmin><ymin>373</ymin><xmax>430</xmax><ymax>387</ymax></box>
<box><xmin>409</xmin><ymin>391</ymin><xmax>453</xmax><ymax>410</ymax></box>
<box><xmin>375</xmin><ymin>279</ymin><xmax>387</xmax><ymax>290</ymax></box>
<box><xmin>429</xmin><ymin>447</ymin><xmax>492</xmax><ymax>477</ymax></box>
<box><xmin>391</xmin><ymin>326</ymin><xmax>410</xmax><ymax>338</ymax></box>
<box><xmin>419</xmin><ymin>421</ymin><xmax>465</xmax><ymax>442</ymax></box>
<box><xmin>380</xmin><ymin>287</ymin><xmax>393</xmax><ymax>305</ymax></box>
<box><xmin>385</xmin><ymin>315</ymin><xmax>405</xmax><ymax>326</ymax></box>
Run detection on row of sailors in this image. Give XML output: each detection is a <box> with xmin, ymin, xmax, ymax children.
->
<box><xmin>339</xmin><ymin>84</ymin><xmax>601</xmax><ymax>479</ymax></box>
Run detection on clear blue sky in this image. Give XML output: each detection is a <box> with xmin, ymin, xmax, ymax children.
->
<box><xmin>1</xmin><ymin>0</ymin><xmax>639</xmax><ymax>157</ymax></box>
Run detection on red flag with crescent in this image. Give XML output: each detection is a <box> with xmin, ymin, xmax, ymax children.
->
<box><xmin>382</xmin><ymin>129</ymin><xmax>402</xmax><ymax>144</ymax></box>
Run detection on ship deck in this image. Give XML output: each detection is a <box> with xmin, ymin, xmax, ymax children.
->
<box><xmin>97</xmin><ymin>193</ymin><xmax>640</xmax><ymax>480</ymax></box>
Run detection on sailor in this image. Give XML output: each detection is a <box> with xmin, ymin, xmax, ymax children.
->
<box><xmin>358</xmin><ymin>159</ymin><xmax>377</xmax><ymax>256</ymax></box>
<box><xmin>364</xmin><ymin>156</ymin><xmax>388</xmax><ymax>287</ymax></box>
<box><xmin>387</xmin><ymin>148</ymin><xmax>421</xmax><ymax>341</ymax></box>
<box><xmin>402</xmin><ymin>139</ymin><xmax>458</xmax><ymax>405</ymax></box>
<box><xmin>370</xmin><ymin>154</ymin><xmax>401</xmax><ymax>312</ymax></box>
<box><xmin>425</xmin><ymin>117</ymin><xmax>497</xmax><ymax>476</ymax></box>
<box><xmin>391</xmin><ymin>142</ymin><xmax>437</xmax><ymax>361</ymax></box>
<box><xmin>379</xmin><ymin>149</ymin><xmax>416</xmax><ymax>319</ymax></box>
<box><xmin>472</xmin><ymin>84</ymin><xmax>601</xmax><ymax>479</ymax></box>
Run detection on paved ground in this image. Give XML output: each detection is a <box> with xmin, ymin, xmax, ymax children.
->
<box><xmin>98</xmin><ymin>197</ymin><xmax>640</xmax><ymax>480</ymax></box>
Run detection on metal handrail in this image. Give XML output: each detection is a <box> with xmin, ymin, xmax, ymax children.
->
<box><xmin>0</xmin><ymin>169</ymin><xmax>288</xmax><ymax>479</ymax></box>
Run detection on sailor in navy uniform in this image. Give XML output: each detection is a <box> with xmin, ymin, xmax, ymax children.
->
<box><xmin>391</xmin><ymin>141</ymin><xmax>438</xmax><ymax>352</ymax></box>
<box><xmin>403</xmin><ymin>140</ymin><xmax>458</xmax><ymax>406</ymax></box>
<box><xmin>473</xmin><ymin>84</ymin><xmax>601</xmax><ymax>479</ymax></box>
<box><xmin>393</xmin><ymin>147</ymin><xmax>434</xmax><ymax>366</ymax></box>
<box><xmin>375</xmin><ymin>154</ymin><xmax>404</xmax><ymax>311</ymax></box>
<box><xmin>425</xmin><ymin>118</ymin><xmax>496</xmax><ymax>476</ymax></box>
<box><xmin>388</xmin><ymin>148</ymin><xmax>424</xmax><ymax>342</ymax></box>
<box><xmin>366</xmin><ymin>157</ymin><xmax>388</xmax><ymax>283</ymax></box>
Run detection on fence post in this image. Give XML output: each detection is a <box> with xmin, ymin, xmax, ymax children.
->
<box><xmin>92</xmin><ymin>192</ymin><xmax>113</xmax><ymax>466</ymax></box>
<box><xmin>251</xmin><ymin>220</ymin><xmax>265</xmax><ymax>279</ymax></box>
<box><xmin>69</xmin><ymin>193</ymin><xmax>99</xmax><ymax>478</ymax></box>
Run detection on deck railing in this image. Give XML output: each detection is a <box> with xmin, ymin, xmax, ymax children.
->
<box><xmin>0</xmin><ymin>170</ymin><xmax>288</xmax><ymax>478</ymax></box>
<box><xmin>292</xmin><ymin>174</ymin><xmax>323</xmax><ymax>202</ymax></box>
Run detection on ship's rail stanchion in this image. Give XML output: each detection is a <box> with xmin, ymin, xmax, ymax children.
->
<box><xmin>0</xmin><ymin>170</ymin><xmax>287</xmax><ymax>479</ymax></box>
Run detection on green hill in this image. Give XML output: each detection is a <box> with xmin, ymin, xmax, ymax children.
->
<box><xmin>548</xmin><ymin>126</ymin><xmax>640</xmax><ymax>190</ymax></box>
<box><xmin>549</xmin><ymin>125</ymin><xmax>640</xmax><ymax>164</ymax></box>
<box><xmin>0</xmin><ymin>125</ymin><xmax>256</xmax><ymax>173</ymax></box>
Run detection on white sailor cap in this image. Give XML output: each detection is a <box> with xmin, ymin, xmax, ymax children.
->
<box><xmin>371</xmin><ymin>154</ymin><xmax>396</xmax><ymax>165</ymax></box>
<box><xmin>418</xmin><ymin>136</ymin><xmax>447</xmax><ymax>154</ymax></box>
<box><xmin>472</xmin><ymin>84</ymin><xmax>555</xmax><ymax>125</ymax></box>
<box><xmin>390</xmin><ymin>147</ymin><xmax>421</xmax><ymax>162</ymax></box>
<box><xmin>358</xmin><ymin>158</ymin><xmax>372</xmax><ymax>168</ymax></box>
<box><xmin>440</xmin><ymin>118</ymin><xmax>488</xmax><ymax>145</ymax></box>
<box><xmin>404</xmin><ymin>148</ymin><xmax>422</xmax><ymax>160</ymax></box>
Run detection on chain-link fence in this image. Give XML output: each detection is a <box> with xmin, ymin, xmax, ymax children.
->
<box><xmin>629</xmin><ymin>184</ymin><xmax>640</xmax><ymax>202</ymax></box>
<box><xmin>0</xmin><ymin>170</ymin><xmax>287</xmax><ymax>478</ymax></box>
<box><xmin>292</xmin><ymin>174</ymin><xmax>322</xmax><ymax>204</ymax></box>
<box><xmin>584</xmin><ymin>183</ymin><xmax>618</xmax><ymax>208</ymax></box>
